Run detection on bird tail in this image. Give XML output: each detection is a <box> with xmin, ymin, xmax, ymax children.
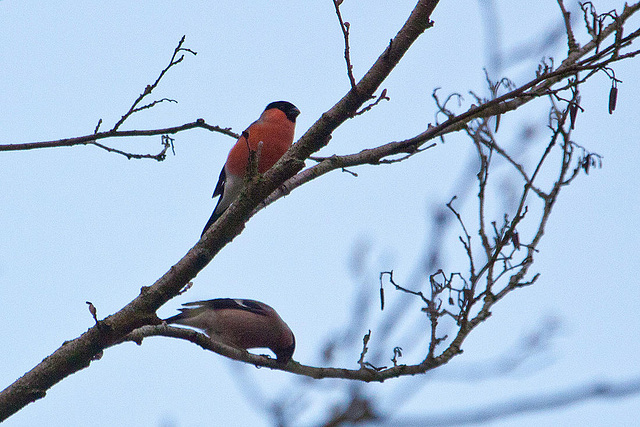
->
<box><xmin>163</xmin><ymin>313</ymin><xmax>185</xmax><ymax>324</ymax></box>
<box><xmin>201</xmin><ymin>209</ymin><xmax>223</xmax><ymax>237</ymax></box>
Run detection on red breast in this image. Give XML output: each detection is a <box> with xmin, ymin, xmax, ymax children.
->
<box><xmin>225</xmin><ymin>108</ymin><xmax>296</xmax><ymax>176</ymax></box>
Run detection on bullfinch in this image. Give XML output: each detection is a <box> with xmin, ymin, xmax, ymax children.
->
<box><xmin>165</xmin><ymin>298</ymin><xmax>296</xmax><ymax>363</ymax></box>
<box><xmin>202</xmin><ymin>101</ymin><xmax>300</xmax><ymax>236</ymax></box>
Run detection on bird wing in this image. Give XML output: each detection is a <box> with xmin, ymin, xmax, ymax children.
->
<box><xmin>211</xmin><ymin>166</ymin><xmax>226</xmax><ymax>198</ymax></box>
<box><xmin>182</xmin><ymin>298</ymin><xmax>270</xmax><ymax>317</ymax></box>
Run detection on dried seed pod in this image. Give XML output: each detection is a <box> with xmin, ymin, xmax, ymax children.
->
<box><xmin>569</xmin><ymin>102</ymin><xmax>578</xmax><ymax>129</ymax></box>
<box><xmin>583</xmin><ymin>156</ymin><xmax>591</xmax><ymax>174</ymax></box>
<box><xmin>608</xmin><ymin>85</ymin><xmax>618</xmax><ymax>114</ymax></box>
<box><xmin>512</xmin><ymin>231</ymin><xmax>521</xmax><ymax>250</ymax></box>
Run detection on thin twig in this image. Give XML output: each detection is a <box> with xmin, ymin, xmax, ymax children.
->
<box><xmin>333</xmin><ymin>0</ymin><xmax>358</xmax><ymax>91</ymax></box>
<box><xmin>355</xmin><ymin>89</ymin><xmax>390</xmax><ymax>115</ymax></box>
<box><xmin>112</xmin><ymin>36</ymin><xmax>196</xmax><ymax>131</ymax></box>
<box><xmin>557</xmin><ymin>0</ymin><xmax>579</xmax><ymax>53</ymax></box>
<box><xmin>91</xmin><ymin>139</ymin><xmax>171</xmax><ymax>161</ymax></box>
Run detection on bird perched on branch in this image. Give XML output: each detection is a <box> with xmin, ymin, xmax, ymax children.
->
<box><xmin>201</xmin><ymin>101</ymin><xmax>300</xmax><ymax>236</ymax></box>
<box><xmin>164</xmin><ymin>298</ymin><xmax>296</xmax><ymax>363</ymax></box>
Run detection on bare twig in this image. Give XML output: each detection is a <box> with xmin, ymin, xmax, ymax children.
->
<box><xmin>557</xmin><ymin>0</ymin><xmax>579</xmax><ymax>53</ymax></box>
<box><xmin>334</xmin><ymin>0</ymin><xmax>358</xmax><ymax>91</ymax></box>
<box><xmin>112</xmin><ymin>36</ymin><xmax>196</xmax><ymax>131</ymax></box>
<box><xmin>91</xmin><ymin>134</ymin><xmax>173</xmax><ymax>161</ymax></box>
<box><xmin>355</xmin><ymin>88</ymin><xmax>390</xmax><ymax>115</ymax></box>
<box><xmin>358</xmin><ymin>330</ymin><xmax>372</xmax><ymax>368</ymax></box>
<box><xmin>447</xmin><ymin>197</ymin><xmax>475</xmax><ymax>278</ymax></box>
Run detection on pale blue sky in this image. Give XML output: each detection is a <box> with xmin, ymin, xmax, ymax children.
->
<box><xmin>2</xmin><ymin>1</ymin><xmax>639</xmax><ymax>426</ymax></box>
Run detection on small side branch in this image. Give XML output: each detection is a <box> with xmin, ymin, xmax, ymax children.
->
<box><xmin>92</xmin><ymin>135</ymin><xmax>174</xmax><ymax>161</ymax></box>
<box><xmin>557</xmin><ymin>0</ymin><xmax>579</xmax><ymax>53</ymax></box>
<box><xmin>112</xmin><ymin>36</ymin><xmax>196</xmax><ymax>131</ymax></box>
<box><xmin>334</xmin><ymin>0</ymin><xmax>358</xmax><ymax>91</ymax></box>
<box><xmin>354</xmin><ymin>89</ymin><xmax>390</xmax><ymax>116</ymax></box>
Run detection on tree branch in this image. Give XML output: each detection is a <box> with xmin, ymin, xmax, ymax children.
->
<box><xmin>0</xmin><ymin>119</ymin><xmax>238</xmax><ymax>154</ymax></box>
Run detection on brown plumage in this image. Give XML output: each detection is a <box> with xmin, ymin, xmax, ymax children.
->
<box><xmin>165</xmin><ymin>298</ymin><xmax>295</xmax><ymax>363</ymax></box>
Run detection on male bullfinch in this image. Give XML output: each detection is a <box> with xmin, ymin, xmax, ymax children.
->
<box><xmin>201</xmin><ymin>101</ymin><xmax>300</xmax><ymax>236</ymax></box>
<box><xmin>164</xmin><ymin>298</ymin><xmax>296</xmax><ymax>363</ymax></box>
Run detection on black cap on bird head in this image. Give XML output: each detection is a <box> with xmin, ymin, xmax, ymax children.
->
<box><xmin>265</xmin><ymin>101</ymin><xmax>300</xmax><ymax>123</ymax></box>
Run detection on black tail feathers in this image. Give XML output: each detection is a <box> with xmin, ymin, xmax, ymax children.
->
<box><xmin>201</xmin><ymin>210</ymin><xmax>222</xmax><ymax>237</ymax></box>
<box><xmin>163</xmin><ymin>313</ymin><xmax>184</xmax><ymax>324</ymax></box>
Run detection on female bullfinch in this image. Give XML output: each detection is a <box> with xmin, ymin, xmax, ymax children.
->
<box><xmin>201</xmin><ymin>101</ymin><xmax>300</xmax><ymax>236</ymax></box>
<box><xmin>165</xmin><ymin>298</ymin><xmax>296</xmax><ymax>363</ymax></box>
